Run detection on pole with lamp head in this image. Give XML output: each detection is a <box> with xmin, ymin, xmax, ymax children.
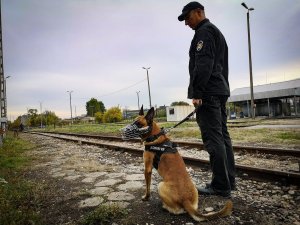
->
<box><xmin>142</xmin><ymin>67</ymin><xmax>152</xmax><ymax>109</ymax></box>
<box><xmin>241</xmin><ymin>2</ymin><xmax>255</xmax><ymax>118</ymax></box>
<box><xmin>67</xmin><ymin>90</ymin><xmax>73</xmax><ymax>124</ymax></box>
<box><xmin>136</xmin><ymin>91</ymin><xmax>140</xmax><ymax>110</ymax></box>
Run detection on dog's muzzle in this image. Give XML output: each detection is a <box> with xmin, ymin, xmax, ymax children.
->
<box><xmin>120</xmin><ymin>124</ymin><xmax>151</xmax><ymax>140</ymax></box>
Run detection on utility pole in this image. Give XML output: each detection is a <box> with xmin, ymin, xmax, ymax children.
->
<box><xmin>136</xmin><ymin>91</ymin><xmax>140</xmax><ymax>110</ymax></box>
<box><xmin>0</xmin><ymin>0</ymin><xmax>7</xmax><ymax>146</ymax></box>
<box><xmin>4</xmin><ymin>75</ymin><xmax>10</xmax><ymax>119</ymax></box>
<box><xmin>241</xmin><ymin>2</ymin><xmax>255</xmax><ymax>119</ymax></box>
<box><xmin>40</xmin><ymin>102</ymin><xmax>43</xmax><ymax>128</ymax></box>
<box><xmin>142</xmin><ymin>67</ymin><xmax>152</xmax><ymax>109</ymax></box>
<box><xmin>67</xmin><ymin>90</ymin><xmax>73</xmax><ymax>124</ymax></box>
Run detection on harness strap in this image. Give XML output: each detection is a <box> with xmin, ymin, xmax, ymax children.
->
<box><xmin>145</xmin><ymin>140</ymin><xmax>178</xmax><ymax>170</ymax></box>
<box><xmin>143</xmin><ymin>107</ymin><xmax>198</xmax><ymax>170</ymax></box>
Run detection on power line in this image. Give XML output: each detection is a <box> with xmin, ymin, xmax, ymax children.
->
<box><xmin>74</xmin><ymin>78</ymin><xmax>147</xmax><ymax>100</ymax></box>
<box><xmin>99</xmin><ymin>78</ymin><xmax>146</xmax><ymax>98</ymax></box>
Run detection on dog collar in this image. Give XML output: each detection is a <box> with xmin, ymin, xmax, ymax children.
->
<box><xmin>145</xmin><ymin>128</ymin><xmax>166</xmax><ymax>143</ymax></box>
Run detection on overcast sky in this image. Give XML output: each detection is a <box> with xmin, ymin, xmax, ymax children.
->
<box><xmin>2</xmin><ymin>0</ymin><xmax>300</xmax><ymax>120</ymax></box>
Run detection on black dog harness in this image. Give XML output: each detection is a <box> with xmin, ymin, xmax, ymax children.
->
<box><xmin>144</xmin><ymin>129</ymin><xmax>178</xmax><ymax>170</ymax></box>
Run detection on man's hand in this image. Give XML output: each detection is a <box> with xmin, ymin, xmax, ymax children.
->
<box><xmin>192</xmin><ymin>98</ymin><xmax>202</xmax><ymax>107</ymax></box>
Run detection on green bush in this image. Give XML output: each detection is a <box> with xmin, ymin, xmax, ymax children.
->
<box><xmin>103</xmin><ymin>107</ymin><xmax>122</xmax><ymax>123</ymax></box>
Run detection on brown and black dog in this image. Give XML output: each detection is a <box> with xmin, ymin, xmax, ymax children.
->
<box><xmin>121</xmin><ymin>106</ymin><xmax>232</xmax><ymax>222</ymax></box>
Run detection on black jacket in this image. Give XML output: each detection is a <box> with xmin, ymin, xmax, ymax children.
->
<box><xmin>188</xmin><ymin>18</ymin><xmax>230</xmax><ymax>99</ymax></box>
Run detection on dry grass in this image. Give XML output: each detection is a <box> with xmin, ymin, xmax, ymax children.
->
<box><xmin>229</xmin><ymin>128</ymin><xmax>300</xmax><ymax>147</ymax></box>
<box><xmin>162</xmin><ymin>123</ymin><xmax>300</xmax><ymax>148</ymax></box>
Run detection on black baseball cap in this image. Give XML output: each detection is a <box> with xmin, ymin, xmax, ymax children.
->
<box><xmin>178</xmin><ymin>1</ymin><xmax>204</xmax><ymax>21</ymax></box>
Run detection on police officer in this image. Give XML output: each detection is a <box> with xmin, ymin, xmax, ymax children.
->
<box><xmin>178</xmin><ymin>2</ymin><xmax>235</xmax><ymax>197</ymax></box>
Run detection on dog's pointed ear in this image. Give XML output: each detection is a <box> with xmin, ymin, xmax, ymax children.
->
<box><xmin>139</xmin><ymin>105</ymin><xmax>144</xmax><ymax>116</ymax></box>
<box><xmin>145</xmin><ymin>107</ymin><xmax>155</xmax><ymax>124</ymax></box>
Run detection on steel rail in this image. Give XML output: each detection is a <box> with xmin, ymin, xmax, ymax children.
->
<box><xmin>35</xmin><ymin>131</ymin><xmax>300</xmax><ymax>157</ymax></box>
<box><xmin>29</xmin><ymin>131</ymin><xmax>300</xmax><ymax>186</ymax></box>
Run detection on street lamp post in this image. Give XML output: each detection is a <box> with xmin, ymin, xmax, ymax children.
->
<box><xmin>142</xmin><ymin>67</ymin><xmax>152</xmax><ymax>109</ymax></box>
<box><xmin>67</xmin><ymin>90</ymin><xmax>73</xmax><ymax>124</ymax></box>
<box><xmin>241</xmin><ymin>2</ymin><xmax>255</xmax><ymax>119</ymax></box>
<box><xmin>136</xmin><ymin>91</ymin><xmax>140</xmax><ymax>110</ymax></box>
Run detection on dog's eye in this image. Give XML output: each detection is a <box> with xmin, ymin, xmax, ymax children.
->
<box><xmin>133</xmin><ymin>121</ymin><xmax>143</xmax><ymax>128</ymax></box>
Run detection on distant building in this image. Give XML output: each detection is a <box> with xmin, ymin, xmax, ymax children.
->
<box><xmin>166</xmin><ymin>105</ymin><xmax>195</xmax><ymax>122</ymax></box>
<box><xmin>122</xmin><ymin>106</ymin><xmax>167</xmax><ymax>119</ymax></box>
<box><xmin>228</xmin><ymin>78</ymin><xmax>300</xmax><ymax>117</ymax></box>
<box><xmin>77</xmin><ymin>116</ymin><xmax>95</xmax><ymax>123</ymax></box>
<box><xmin>122</xmin><ymin>109</ymin><xmax>140</xmax><ymax>119</ymax></box>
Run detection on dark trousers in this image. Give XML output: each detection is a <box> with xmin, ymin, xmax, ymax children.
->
<box><xmin>196</xmin><ymin>95</ymin><xmax>235</xmax><ymax>192</ymax></box>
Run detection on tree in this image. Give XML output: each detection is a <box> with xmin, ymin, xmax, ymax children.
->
<box><xmin>27</xmin><ymin>108</ymin><xmax>38</xmax><ymax>126</ymax></box>
<box><xmin>10</xmin><ymin>116</ymin><xmax>22</xmax><ymax>130</ymax></box>
<box><xmin>86</xmin><ymin>98</ymin><xmax>105</xmax><ymax>116</ymax></box>
<box><xmin>156</xmin><ymin>107</ymin><xmax>166</xmax><ymax>118</ymax></box>
<box><xmin>24</xmin><ymin>109</ymin><xmax>60</xmax><ymax>127</ymax></box>
<box><xmin>170</xmin><ymin>101</ymin><xmax>190</xmax><ymax>106</ymax></box>
<box><xmin>28</xmin><ymin>109</ymin><xmax>38</xmax><ymax>115</ymax></box>
<box><xmin>94</xmin><ymin>112</ymin><xmax>103</xmax><ymax>123</ymax></box>
<box><xmin>103</xmin><ymin>107</ymin><xmax>122</xmax><ymax>123</ymax></box>
<box><xmin>44</xmin><ymin>111</ymin><xmax>60</xmax><ymax>126</ymax></box>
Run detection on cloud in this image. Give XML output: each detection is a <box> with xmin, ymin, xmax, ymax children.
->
<box><xmin>3</xmin><ymin>0</ymin><xmax>300</xmax><ymax>119</ymax></box>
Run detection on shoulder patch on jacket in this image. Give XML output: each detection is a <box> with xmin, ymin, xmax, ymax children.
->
<box><xmin>196</xmin><ymin>40</ymin><xmax>204</xmax><ymax>51</ymax></box>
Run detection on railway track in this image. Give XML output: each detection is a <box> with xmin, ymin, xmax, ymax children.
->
<box><xmin>28</xmin><ymin>131</ymin><xmax>300</xmax><ymax>185</ymax></box>
<box><xmin>36</xmin><ymin>131</ymin><xmax>300</xmax><ymax>157</ymax></box>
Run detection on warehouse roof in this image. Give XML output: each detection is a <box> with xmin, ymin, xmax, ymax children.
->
<box><xmin>228</xmin><ymin>78</ymin><xmax>300</xmax><ymax>102</ymax></box>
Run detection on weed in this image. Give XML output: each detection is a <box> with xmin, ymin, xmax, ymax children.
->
<box><xmin>0</xmin><ymin>135</ymin><xmax>33</xmax><ymax>174</ymax></box>
<box><xmin>80</xmin><ymin>203</ymin><xmax>128</xmax><ymax>225</ymax></box>
<box><xmin>0</xmin><ymin>134</ymin><xmax>42</xmax><ymax>225</ymax></box>
<box><xmin>275</xmin><ymin>130</ymin><xmax>300</xmax><ymax>140</ymax></box>
<box><xmin>0</xmin><ymin>180</ymin><xmax>42</xmax><ymax>225</ymax></box>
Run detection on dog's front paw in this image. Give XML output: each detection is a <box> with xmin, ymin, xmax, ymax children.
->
<box><xmin>142</xmin><ymin>194</ymin><xmax>150</xmax><ymax>201</ymax></box>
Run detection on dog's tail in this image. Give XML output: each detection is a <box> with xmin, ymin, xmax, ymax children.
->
<box><xmin>183</xmin><ymin>200</ymin><xmax>233</xmax><ymax>222</ymax></box>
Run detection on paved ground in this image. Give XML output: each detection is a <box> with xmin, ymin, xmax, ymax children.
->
<box><xmin>18</xmin><ymin>133</ymin><xmax>300</xmax><ymax>225</ymax></box>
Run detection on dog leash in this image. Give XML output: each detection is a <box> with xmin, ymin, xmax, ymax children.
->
<box><xmin>163</xmin><ymin>105</ymin><xmax>200</xmax><ymax>133</ymax></box>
